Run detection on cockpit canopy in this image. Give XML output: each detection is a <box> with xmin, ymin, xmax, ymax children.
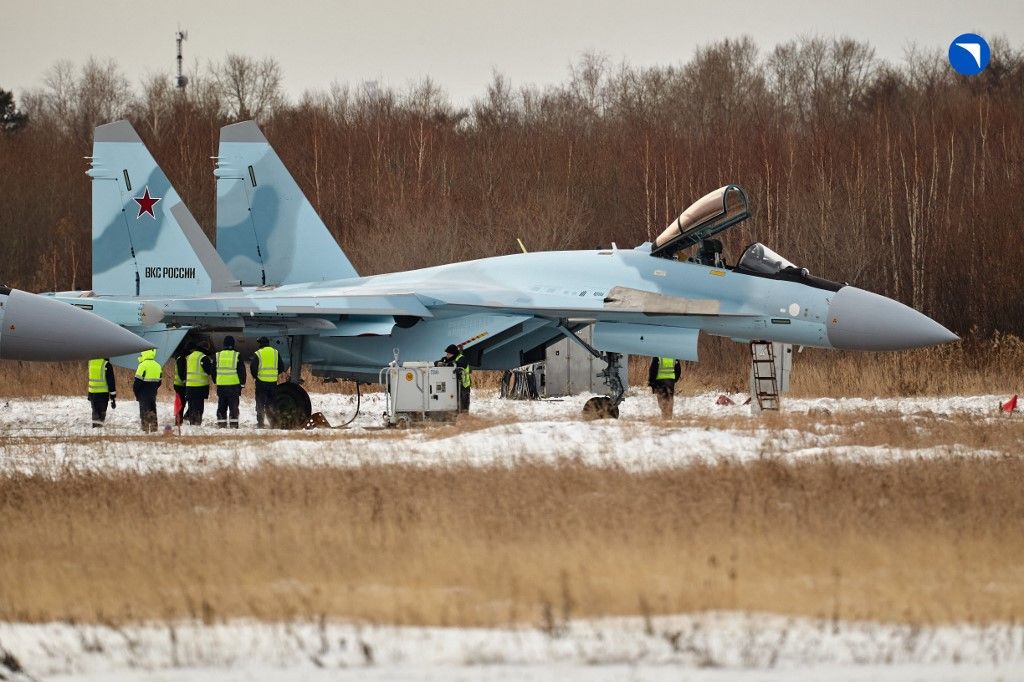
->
<box><xmin>737</xmin><ymin>243</ymin><xmax>796</xmax><ymax>275</ymax></box>
<box><xmin>652</xmin><ymin>185</ymin><xmax>751</xmax><ymax>259</ymax></box>
<box><xmin>736</xmin><ymin>242</ymin><xmax>844</xmax><ymax>292</ymax></box>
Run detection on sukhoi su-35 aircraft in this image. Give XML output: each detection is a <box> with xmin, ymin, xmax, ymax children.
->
<box><xmin>46</xmin><ymin>120</ymin><xmax>957</xmax><ymax>425</ymax></box>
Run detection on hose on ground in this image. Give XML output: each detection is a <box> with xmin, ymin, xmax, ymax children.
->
<box><xmin>335</xmin><ymin>381</ymin><xmax>361</xmax><ymax>428</ymax></box>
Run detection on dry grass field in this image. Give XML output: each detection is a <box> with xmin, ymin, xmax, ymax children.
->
<box><xmin>2</xmin><ymin>455</ymin><xmax>1023</xmax><ymax>628</ymax></box>
<box><xmin>1</xmin><ymin>338</ymin><xmax>1021</xmax><ymax>635</ymax></box>
<box><xmin>2</xmin><ymin>334</ymin><xmax>1022</xmax><ymax>400</ymax></box>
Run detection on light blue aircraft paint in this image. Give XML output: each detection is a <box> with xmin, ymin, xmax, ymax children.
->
<box><xmin>215</xmin><ymin>121</ymin><xmax>359</xmax><ymax>286</ymax></box>
<box><xmin>48</xmin><ymin>120</ymin><xmax>957</xmax><ymax>425</ymax></box>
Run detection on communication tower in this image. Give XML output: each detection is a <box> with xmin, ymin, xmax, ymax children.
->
<box><xmin>176</xmin><ymin>30</ymin><xmax>189</xmax><ymax>90</ymax></box>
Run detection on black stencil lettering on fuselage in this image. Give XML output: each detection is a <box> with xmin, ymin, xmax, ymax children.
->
<box><xmin>144</xmin><ymin>266</ymin><xmax>197</xmax><ymax>279</ymax></box>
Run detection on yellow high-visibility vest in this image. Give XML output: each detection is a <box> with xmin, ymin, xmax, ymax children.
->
<box><xmin>173</xmin><ymin>360</ymin><xmax>184</xmax><ymax>387</ymax></box>
<box><xmin>136</xmin><ymin>350</ymin><xmax>162</xmax><ymax>382</ymax></box>
<box><xmin>256</xmin><ymin>346</ymin><xmax>280</xmax><ymax>384</ymax></box>
<box><xmin>215</xmin><ymin>350</ymin><xmax>241</xmax><ymax>386</ymax></box>
<box><xmin>454</xmin><ymin>352</ymin><xmax>472</xmax><ymax>388</ymax></box>
<box><xmin>88</xmin><ymin>358</ymin><xmax>109</xmax><ymax>393</ymax></box>
<box><xmin>655</xmin><ymin>357</ymin><xmax>676</xmax><ymax>381</ymax></box>
<box><xmin>185</xmin><ymin>350</ymin><xmax>209</xmax><ymax>387</ymax></box>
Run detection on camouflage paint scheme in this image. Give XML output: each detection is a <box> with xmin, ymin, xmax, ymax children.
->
<box><xmin>47</xmin><ymin>121</ymin><xmax>955</xmax><ymax>391</ymax></box>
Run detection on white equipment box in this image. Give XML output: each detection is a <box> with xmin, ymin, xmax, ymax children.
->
<box><xmin>380</xmin><ymin>363</ymin><xmax>460</xmax><ymax>427</ymax></box>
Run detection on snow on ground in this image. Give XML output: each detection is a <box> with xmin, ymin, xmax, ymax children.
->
<box><xmin>1</xmin><ymin>612</ymin><xmax>1023</xmax><ymax>681</ymax></box>
<box><xmin>0</xmin><ymin>390</ymin><xmax>1009</xmax><ymax>477</ymax></box>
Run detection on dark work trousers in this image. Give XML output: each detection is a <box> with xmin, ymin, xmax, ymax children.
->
<box><xmin>216</xmin><ymin>385</ymin><xmax>242</xmax><ymax>428</ymax></box>
<box><xmin>459</xmin><ymin>386</ymin><xmax>471</xmax><ymax>412</ymax></box>
<box><xmin>254</xmin><ymin>381</ymin><xmax>277</xmax><ymax>427</ymax></box>
<box><xmin>184</xmin><ymin>386</ymin><xmax>210</xmax><ymax>425</ymax></box>
<box><xmin>174</xmin><ymin>385</ymin><xmax>187</xmax><ymax>425</ymax></box>
<box><xmin>651</xmin><ymin>380</ymin><xmax>676</xmax><ymax>418</ymax></box>
<box><xmin>136</xmin><ymin>387</ymin><xmax>159</xmax><ymax>433</ymax></box>
<box><xmin>89</xmin><ymin>393</ymin><xmax>110</xmax><ymax>427</ymax></box>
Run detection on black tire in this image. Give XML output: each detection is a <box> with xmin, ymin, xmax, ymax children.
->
<box><xmin>582</xmin><ymin>396</ymin><xmax>619</xmax><ymax>420</ymax></box>
<box><xmin>271</xmin><ymin>382</ymin><xmax>312</xmax><ymax>429</ymax></box>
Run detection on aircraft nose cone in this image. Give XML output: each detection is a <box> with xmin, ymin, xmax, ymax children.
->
<box><xmin>0</xmin><ymin>289</ymin><xmax>153</xmax><ymax>361</ymax></box>
<box><xmin>826</xmin><ymin>286</ymin><xmax>959</xmax><ymax>351</ymax></box>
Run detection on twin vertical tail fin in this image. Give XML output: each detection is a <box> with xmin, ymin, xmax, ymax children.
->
<box><xmin>89</xmin><ymin>121</ymin><xmax>240</xmax><ymax>297</ymax></box>
<box><xmin>215</xmin><ymin>121</ymin><xmax>359</xmax><ymax>286</ymax></box>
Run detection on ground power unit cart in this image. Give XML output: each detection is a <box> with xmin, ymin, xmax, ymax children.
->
<box><xmin>380</xmin><ymin>362</ymin><xmax>461</xmax><ymax>427</ymax></box>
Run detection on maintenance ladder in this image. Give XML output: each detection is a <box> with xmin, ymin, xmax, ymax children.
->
<box><xmin>750</xmin><ymin>341</ymin><xmax>780</xmax><ymax>411</ymax></box>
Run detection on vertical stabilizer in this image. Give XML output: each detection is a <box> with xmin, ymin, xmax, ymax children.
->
<box><xmin>215</xmin><ymin>121</ymin><xmax>358</xmax><ymax>286</ymax></box>
<box><xmin>89</xmin><ymin>121</ymin><xmax>240</xmax><ymax>296</ymax></box>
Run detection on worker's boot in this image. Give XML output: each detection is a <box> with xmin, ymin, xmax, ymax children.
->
<box><xmin>657</xmin><ymin>393</ymin><xmax>673</xmax><ymax>419</ymax></box>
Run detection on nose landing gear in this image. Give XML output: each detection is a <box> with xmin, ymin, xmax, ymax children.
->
<box><xmin>555</xmin><ymin>322</ymin><xmax>626</xmax><ymax>419</ymax></box>
<box><xmin>582</xmin><ymin>351</ymin><xmax>625</xmax><ymax>419</ymax></box>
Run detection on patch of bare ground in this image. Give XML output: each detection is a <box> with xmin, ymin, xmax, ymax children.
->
<box><xmin>2</xmin><ymin>458</ymin><xmax>1023</xmax><ymax>627</ymax></box>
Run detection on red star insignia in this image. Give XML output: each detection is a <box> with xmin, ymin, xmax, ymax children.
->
<box><xmin>133</xmin><ymin>186</ymin><xmax>161</xmax><ymax>219</ymax></box>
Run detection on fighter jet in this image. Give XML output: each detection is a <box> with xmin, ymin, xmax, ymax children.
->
<box><xmin>45</xmin><ymin>120</ymin><xmax>956</xmax><ymax>425</ymax></box>
<box><xmin>0</xmin><ymin>285</ymin><xmax>153</xmax><ymax>361</ymax></box>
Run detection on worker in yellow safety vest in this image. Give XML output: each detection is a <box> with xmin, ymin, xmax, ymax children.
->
<box><xmin>648</xmin><ymin>356</ymin><xmax>682</xmax><ymax>418</ymax></box>
<box><xmin>437</xmin><ymin>343</ymin><xmax>472</xmax><ymax>411</ymax></box>
<box><xmin>132</xmin><ymin>349</ymin><xmax>162</xmax><ymax>432</ymax></box>
<box><xmin>214</xmin><ymin>336</ymin><xmax>246</xmax><ymax>428</ymax></box>
<box><xmin>176</xmin><ymin>339</ymin><xmax>214</xmax><ymax>426</ymax></box>
<box><xmin>87</xmin><ymin>357</ymin><xmax>116</xmax><ymax>427</ymax></box>
<box><xmin>249</xmin><ymin>336</ymin><xmax>285</xmax><ymax>428</ymax></box>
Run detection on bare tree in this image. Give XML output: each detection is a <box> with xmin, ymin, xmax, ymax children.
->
<box><xmin>22</xmin><ymin>58</ymin><xmax>132</xmax><ymax>140</ymax></box>
<box><xmin>768</xmin><ymin>37</ymin><xmax>876</xmax><ymax>125</ymax></box>
<box><xmin>133</xmin><ymin>73</ymin><xmax>175</xmax><ymax>140</ymax></box>
<box><xmin>472</xmin><ymin>71</ymin><xmax>519</xmax><ymax>128</ymax></box>
<box><xmin>213</xmin><ymin>54</ymin><xmax>284</xmax><ymax>121</ymax></box>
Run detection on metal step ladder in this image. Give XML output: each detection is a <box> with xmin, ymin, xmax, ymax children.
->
<box><xmin>750</xmin><ymin>341</ymin><xmax>780</xmax><ymax>411</ymax></box>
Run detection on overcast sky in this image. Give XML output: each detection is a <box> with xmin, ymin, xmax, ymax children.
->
<box><xmin>4</xmin><ymin>0</ymin><xmax>1023</xmax><ymax>105</ymax></box>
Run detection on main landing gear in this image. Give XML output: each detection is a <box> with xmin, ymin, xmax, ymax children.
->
<box><xmin>272</xmin><ymin>382</ymin><xmax>312</xmax><ymax>429</ymax></box>
<box><xmin>271</xmin><ymin>335</ymin><xmax>313</xmax><ymax>429</ymax></box>
<box><xmin>556</xmin><ymin>322</ymin><xmax>626</xmax><ymax>420</ymax></box>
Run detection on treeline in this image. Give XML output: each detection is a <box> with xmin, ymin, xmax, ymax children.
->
<box><xmin>1</xmin><ymin>37</ymin><xmax>1023</xmax><ymax>336</ymax></box>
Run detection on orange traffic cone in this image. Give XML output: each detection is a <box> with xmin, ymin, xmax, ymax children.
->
<box><xmin>1001</xmin><ymin>394</ymin><xmax>1018</xmax><ymax>413</ymax></box>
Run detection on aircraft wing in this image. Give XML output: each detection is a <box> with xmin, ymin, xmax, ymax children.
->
<box><xmin>210</xmin><ymin>282</ymin><xmax>753</xmax><ymax>326</ymax></box>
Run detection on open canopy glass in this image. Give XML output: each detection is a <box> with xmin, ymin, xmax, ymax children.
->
<box><xmin>652</xmin><ymin>185</ymin><xmax>751</xmax><ymax>258</ymax></box>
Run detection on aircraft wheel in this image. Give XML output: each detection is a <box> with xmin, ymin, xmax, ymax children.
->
<box><xmin>271</xmin><ymin>382</ymin><xmax>312</xmax><ymax>430</ymax></box>
<box><xmin>582</xmin><ymin>396</ymin><xmax>619</xmax><ymax>420</ymax></box>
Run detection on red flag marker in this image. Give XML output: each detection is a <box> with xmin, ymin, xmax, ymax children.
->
<box><xmin>1001</xmin><ymin>395</ymin><xmax>1018</xmax><ymax>413</ymax></box>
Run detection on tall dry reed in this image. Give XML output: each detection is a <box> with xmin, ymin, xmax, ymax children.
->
<box><xmin>1</xmin><ymin>458</ymin><xmax>1022</xmax><ymax>626</ymax></box>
